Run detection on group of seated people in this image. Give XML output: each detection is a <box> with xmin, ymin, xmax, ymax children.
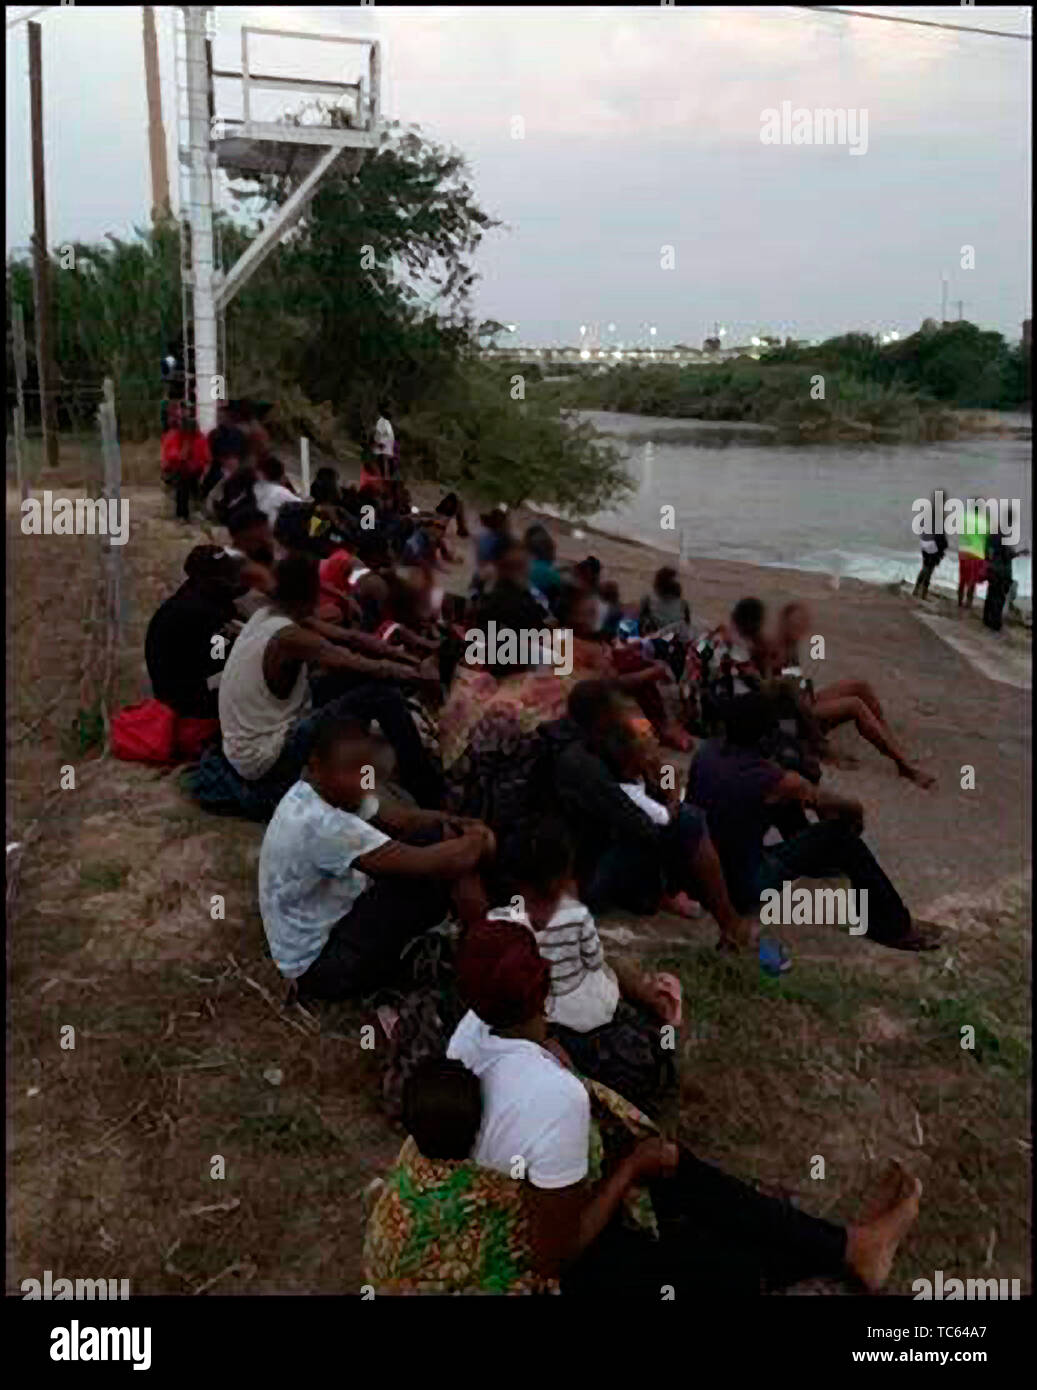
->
<box><xmin>142</xmin><ymin>452</ymin><xmax>942</xmax><ymax>1297</ymax></box>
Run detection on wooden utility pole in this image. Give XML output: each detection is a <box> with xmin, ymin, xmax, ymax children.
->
<box><xmin>28</xmin><ymin>20</ymin><xmax>59</xmax><ymax>469</ymax></box>
<box><xmin>12</xmin><ymin>300</ymin><xmax>29</xmax><ymax>500</ymax></box>
<box><xmin>143</xmin><ymin>6</ymin><xmax>170</xmax><ymax>219</ymax></box>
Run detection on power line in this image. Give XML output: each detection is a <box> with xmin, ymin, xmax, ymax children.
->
<box><xmin>798</xmin><ymin>7</ymin><xmax>1032</xmax><ymax>42</ymax></box>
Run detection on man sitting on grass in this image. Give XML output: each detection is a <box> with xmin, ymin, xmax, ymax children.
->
<box><xmin>202</xmin><ymin>552</ymin><xmax>445</xmax><ymax>817</ymax></box>
<box><xmin>686</xmin><ymin>690</ymin><xmax>943</xmax><ymax>953</ymax></box>
<box><xmin>260</xmin><ymin>718</ymin><xmax>493</xmax><ymax>1001</ymax></box>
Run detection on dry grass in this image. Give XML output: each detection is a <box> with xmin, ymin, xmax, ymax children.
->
<box><xmin>6</xmin><ymin>442</ymin><xmax>1030</xmax><ymax>1295</ymax></box>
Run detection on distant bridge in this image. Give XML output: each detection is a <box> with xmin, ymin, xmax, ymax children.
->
<box><xmin>478</xmin><ymin>344</ymin><xmax>764</xmax><ymax>369</ymax></box>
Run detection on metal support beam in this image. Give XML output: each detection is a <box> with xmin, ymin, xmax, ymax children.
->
<box><xmin>213</xmin><ymin>142</ymin><xmax>343</xmax><ymax>312</ymax></box>
<box><xmin>184</xmin><ymin>5</ymin><xmax>218</xmax><ymax>432</ymax></box>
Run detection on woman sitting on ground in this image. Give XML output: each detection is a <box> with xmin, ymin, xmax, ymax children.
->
<box><xmin>776</xmin><ymin>601</ymin><xmax>935</xmax><ymax>789</ymax></box>
<box><xmin>440</xmin><ymin>919</ymin><xmax>922</xmax><ymax>1298</ymax></box>
<box><xmin>439</xmin><ymin>585</ymin><xmax>568</xmax><ymax>876</ymax></box>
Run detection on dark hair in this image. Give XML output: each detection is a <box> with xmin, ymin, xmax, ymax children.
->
<box><xmin>732</xmin><ymin>597</ymin><xmax>766</xmax><ymax>639</ymax></box>
<box><xmin>311</xmin><ymin>467</ymin><xmax>340</xmax><ymax>505</ymax></box>
<box><xmin>227</xmin><ymin>505</ymin><xmax>270</xmax><ymax>537</ymax></box>
<box><xmin>401</xmin><ymin>1058</ymin><xmax>482</xmax><ymax>1162</ymax></box>
<box><xmin>524</xmin><ymin>523</ymin><xmax>555</xmax><ymax>563</ymax></box>
<box><xmin>511</xmin><ymin>818</ymin><xmax>574</xmax><ymax>895</ymax></box>
<box><xmin>355</xmin><ymin>533</ymin><xmax>391</xmax><ymax>569</ymax></box>
<box><xmin>471</xmin><ymin>586</ymin><xmax>547</xmax><ymax>677</ymax></box>
<box><xmin>310</xmin><ymin>715</ymin><xmax>373</xmax><ymax>766</ymax></box>
<box><xmin>456</xmin><ymin>920</ymin><xmax>550</xmax><ymax>1030</ymax></box>
<box><xmin>272</xmin><ymin>551</ymin><xmax>320</xmax><ymax>610</ymax></box>
<box><xmin>183</xmin><ymin>544</ymin><xmax>236</xmax><ymax>586</ymax></box>
<box><xmin>220</xmin><ymin>466</ymin><xmax>257</xmax><ymax>520</ymax></box>
<box><xmin>435</xmin><ymin>492</ymin><xmax>459</xmax><ymax>518</ymax></box>
<box><xmin>575</xmin><ymin>556</ymin><xmax>602</xmax><ymax>584</ymax></box>
<box><xmin>258</xmin><ymin>455</ymin><xmax>286</xmax><ymax>483</ymax></box>
<box><xmin>209</xmin><ymin>424</ymin><xmax>249</xmax><ymax>466</ymax></box>
<box><xmin>377</xmin><ymin>400</ymin><xmax>391</xmax><ymax>415</ymax></box>
<box><xmin>567</xmin><ymin>678</ymin><xmax>622</xmax><ymax>731</ymax></box>
<box><xmin>274</xmin><ymin>502</ymin><xmax>327</xmax><ymax>556</ymax></box>
<box><xmin>600</xmin><ymin>718</ymin><xmax>642</xmax><ymax>777</ymax></box>
<box><xmin>723</xmin><ymin>691</ymin><xmax>779</xmax><ymax>748</ymax></box>
<box><xmin>654</xmin><ymin>566</ymin><xmax>681</xmax><ymax>599</ymax></box>
<box><xmin>554</xmin><ymin>582</ymin><xmax>595</xmax><ymax>628</ymax></box>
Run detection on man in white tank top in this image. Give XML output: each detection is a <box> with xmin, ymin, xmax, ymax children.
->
<box><xmin>216</xmin><ymin>553</ymin><xmax>444</xmax><ymax>814</ymax></box>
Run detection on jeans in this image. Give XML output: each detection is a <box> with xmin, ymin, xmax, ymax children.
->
<box><xmin>755</xmin><ymin>818</ymin><xmax>912</xmax><ymax>945</ymax></box>
<box><xmin>583</xmin><ymin>804</ymin><xmax>708</xmax><ymax>916</ymax></box>
<box><xmin>561</xmin><ymin>1147</ymin><xmax>847</xmax><ymax>1298</ymax></box>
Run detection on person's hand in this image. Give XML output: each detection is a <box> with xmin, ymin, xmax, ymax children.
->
<box><xmin>413</xmin><ymin>655</ymin><xmax>441</xmax><ymax>695</ymax></box>
<box><xmin>630</xmin><ymin>1137</ymin><xmax>680</xmax><ymax>1181</ymax></box>
<box><xmin>463</xmin><ymin>823</ymin><xmax>496</xmax><ymax>859</ymax></box>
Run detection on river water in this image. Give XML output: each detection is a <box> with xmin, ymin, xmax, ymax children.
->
<box><xmin>573</xmin><ymin>411</ymin><xmax>1032</xmax><ymax>602</ymax></box>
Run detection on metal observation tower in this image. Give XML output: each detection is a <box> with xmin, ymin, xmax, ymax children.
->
<box><xmin>172</xmin><ymin>6</ymin><xmax>382</xmax><ymax>431</ymax></box>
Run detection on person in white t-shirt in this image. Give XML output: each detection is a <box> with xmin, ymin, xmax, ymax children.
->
<box><xmin>260</xmin><ymin>717</ymin><xmax>495</xmax><ymax>999</ymax></box>
<box><xmin>372</xmin><ymin>400</ymin><xmax>395</xmax><ymax>478</ymax></box>
<box><xmin>446</xmin><ymin>919</ymin><xmax>923</xmax><ymax>1295</ymax></box>
<box><xmin>252</xmin><ymin>456</ymin><xmax>299</xmax><ymax>528</ymax></box>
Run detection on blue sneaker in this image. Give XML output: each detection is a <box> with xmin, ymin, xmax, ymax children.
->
<box><xmin>760</xmin><ymin>937</ymin><xmax>792</xmax><ymax>976</ymax></box>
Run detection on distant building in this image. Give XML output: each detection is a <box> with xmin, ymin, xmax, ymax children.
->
<box><xmin>703</xmin><ymin>336</ymin><xmax>721</xmax><ymax>352</ymax></box>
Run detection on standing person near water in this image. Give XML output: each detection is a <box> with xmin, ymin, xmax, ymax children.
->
<box><xmin>983</xmin><ymin>505</ymin><xmax>1028</xmax><ymax>633</ymax></box>
<box><xmin>913</xmin><ymin>491</ymin><xmax>948</xmax><ymax>601</ymax></box>
<box><xmin>957</xmin><ymin>501</ymin><xmax>989</xmax><ymax>613</ymax></box>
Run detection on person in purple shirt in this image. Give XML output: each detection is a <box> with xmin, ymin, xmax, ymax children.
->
<box><xmin>686</xmin><ymin>691</ymin><xmax>942</xmax><ymax>952</ymax></box>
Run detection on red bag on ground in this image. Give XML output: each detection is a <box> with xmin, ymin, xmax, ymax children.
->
<box><xmin>110</xmin><ymin>699</ymin><xmax>177</xmax><ymax>763</ymax></box>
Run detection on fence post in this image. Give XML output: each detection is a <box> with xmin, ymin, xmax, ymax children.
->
<box><xmin>300</xmin><ymin>435</ymin><xmax>310</xmax><ymax>497</ymax></box>
<box><xmin>98</xmin><ymin>377</ymin><xmax>123</xmax><ymax>713</ymax></box>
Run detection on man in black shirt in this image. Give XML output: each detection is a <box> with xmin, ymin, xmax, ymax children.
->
<box><xmin>145</xmin><ymin>546</ymin><xmax>244</xmax><ymax>718</ymax></box>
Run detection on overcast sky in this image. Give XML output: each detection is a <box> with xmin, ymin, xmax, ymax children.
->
<box><xmin>5</xmin><ymin>4</ymin><xmax>1032</xmax><ymax>347</ymax></box>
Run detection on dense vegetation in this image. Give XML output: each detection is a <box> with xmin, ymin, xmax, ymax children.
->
<box><xmin>550</xmin><ymin>324</ymin><xmax>1030</xmax><ymax>441</ymax></box>
<box><xmin>5</xmin><ymin>116</ymin><xmax>627</xmax><ymax>517</ymax></box>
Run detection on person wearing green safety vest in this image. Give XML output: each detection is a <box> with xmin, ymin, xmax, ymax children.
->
<box><xmin>957</xmin><ymin>501</ymin><xmax>989</xmax><ymax>612</ymax></box>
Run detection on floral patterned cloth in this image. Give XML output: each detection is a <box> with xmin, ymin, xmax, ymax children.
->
<box><xmin>363</xmin><ymin>1076</ymin><xmax>659</xmax><ymax>1294</ymax></box>
<box><xmin>439</xmin><ymin>665</ymin><xmax>568</xmax><ymax>773</ymax></box>
<box><xmin>363</xmin><ymin>1137</ymin><xmax>557</xmax><ymax>1295</ymax></box>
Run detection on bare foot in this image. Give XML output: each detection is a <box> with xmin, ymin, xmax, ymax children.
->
<box><xmin>845</xmin><ymin>1162</ymin><xmax>922</xmax><ymax>1292</ymax></box>
<box><xmin>898</xmin><ymin>762</ymin><xmax>936</xmax><ymax>790</ymax></box>
<box><xmin>662</xmin><ymin>891</ymin><xmax>703</xmax><ymax>920</ymax></box>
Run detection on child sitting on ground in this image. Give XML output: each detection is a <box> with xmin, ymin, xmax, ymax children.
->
<box><xmin>486</xmin><ymin>819</ymin><xmax>680</xmax><ymax>1033</ymax></box>
<box><xmin>364</xmin><ymin>1057</ymin><xmax>554</xmax><ymax>1294</ymax></box>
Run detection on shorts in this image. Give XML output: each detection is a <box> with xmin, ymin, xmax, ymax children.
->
<box><xmin>959</xmin><ymin>552</ymin><xmax>986</xmax><ymax>587</ymax></box>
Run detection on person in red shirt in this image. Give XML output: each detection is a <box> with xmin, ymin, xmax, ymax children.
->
<box><xmin>160</xmin><ymin>418</ymin><xmax>211</xmax><ymax>522</ymax></box>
